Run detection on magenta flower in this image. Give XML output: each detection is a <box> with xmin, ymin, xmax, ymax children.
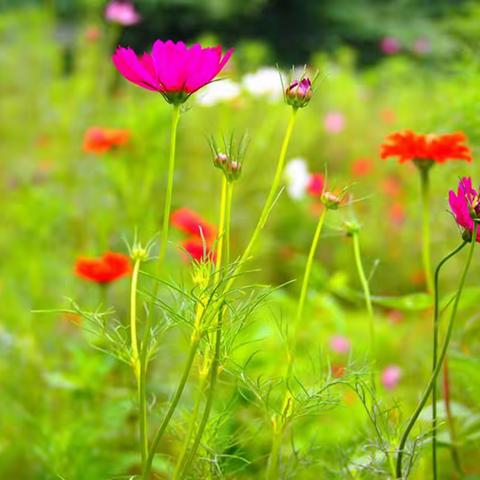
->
<box><xmin>329</xmin><ymin>335</ymin><xmax>351</xmax><ymax>354</ymax></box>
<box><xmin>112</xmin><ymin>40</ymin><xmax>234</xmax><ymax>104</ymax></box>
<box><xmin>381</xmin><ymin>365</ymin><xmax>402</xmax><ymax>390</ymax></box>
<box><xmin>449</xmin><ymin>177</ymin><xmax>480</xmax><ymax>242</ymax></box>
<box><xmin>380</xmin><ymin>36</ymin><xmax>401</xmax><ymax>55</ymax></box>
<box><xmin>105</xmin><ymin>1</ymin><xmax>141</xmax><ymax>26</ymax></box>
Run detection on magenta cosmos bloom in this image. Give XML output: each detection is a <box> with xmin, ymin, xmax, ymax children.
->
<box><xmin>112</xmin><ymin>40</ymin><xmax>234</xmax><ymax>104</ymax></box>
<box><xmin>449</xmin><ymin>177</ymin><xmax>480</xmax><ymax>242</ymax></box>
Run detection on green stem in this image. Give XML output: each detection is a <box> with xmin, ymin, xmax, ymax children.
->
<box><xmin>396</xmin><ymin>223</ymin><xmax>477</xmax><ymax>479</ymax></box>
<box><xmin>224</xmin><ymin>107</ymin><xmax>298</xmax><ymax>293</ymax></box>
<box><xmin>130</xmin><ymin>259</ymin><xmax>147</xmax><ymax>466</ymax></box>
<box><xmin>158</xmin><ymin>104</ymin><xmax>181</xmax><ymax>265</ymax></box>
<box><xmin>180</xmin><ymin>308</ymin><xmax>223</xmax><ymax>476</ymax></box>
<box><xmin>352</xmin><ymin>231</ymin><xmax>375</xmax><ymax>353</ymax></box>
<box><xmin>432</xmin><ymin>241</ymin><xmax>466</xmax><ymax>480</ymax></box>
<box><xmin>225</xmin><ymin>181</ymin><xmax>233</xmax><ymax>266</ymax></box>
<box><xmin>288</xmin><ymin>207</ymin><xmax>327</xmax><ymax>373</ymax></box>
<box><xmin>214</xmin><ymin>176</ymin><xmax>228</xmax><ymax>285</ymax></box>
<box><xmin>266</xmin><ymin>427</ymin><xmax>283</xmax><ymax>480</ymax></box>
<box><xmin>143</xmin><ymin>331</ymin><xmax>202</xmax><ymax>479</ymax></box>
<box><xmin>419</xmin><ymin>165</ymin><xmax>434</xmax><ymax>294</ymax></box>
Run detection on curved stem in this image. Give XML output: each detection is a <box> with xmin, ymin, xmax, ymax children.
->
<box><xmin>419</xmin><ymin>166</ymin><xmax>434</xmax><ymax>294</ymax></box>
<box><xmin>224</xmin><ymin>108</ymin><xmax>298</xmax><ymax>293</ymax></box>
<box><xmin>158</xmin><ymin>104</ymin><xmax>181</xmax><ymax>264</ymax></box>
<box><xmin>352</xmin><ymin>231</ymin><xmax>375</xmax><ymax>353</ymax></box>
<box><xmin>180</xmin><ymin>308</ymin><xmax>223</xmax><ymax>476</ymax></box>
<box><xmin>432</xmin><ymin>241</ymin><xmax>466</xmax><ymax>480</ymax></box>
<box><xmin>143</xmin><ymin>330</ymin><xmax>202</xmax><ymax>479</ymax></box>
<box><xmin>396</xmin><ymin>224</ymin><xmax>477</xmax><ymax>479</ymax></box>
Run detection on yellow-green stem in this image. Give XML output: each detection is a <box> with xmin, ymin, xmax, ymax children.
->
<box><xmin>225</xmin><ymin>181</ymin><xmax>233</xmax><ymax>266</ymax></box>
<box><xmin>396</xmin><ymin>222</ymin><xmax>478</xmax><ymax>478</ymax></box>
<box><xmin>158</xmin><ymin>104</ymin><xmax>181</xmax><ymax>265</ymax></box>
<box><xmin>419</xmin><ymin>166</ymin><xmax>434</xmax><ymax>294</ymax></box>
<box><xmin>214</xmin><ymin>176</ymin><xmax>228</xmax><ymax>285</ymax></box>
<box><xmin>352</xmin><ymin>231</ymin><xmax>375</xmax><ymax>353</ymax></box>
<box><xmin>224</xmin><ymin>108</ymin><xmax>298</xmax><ymax>293</ymax></box>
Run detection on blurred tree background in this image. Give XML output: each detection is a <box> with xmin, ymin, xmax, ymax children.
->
<box><xmin>1</xmin><ymin>0</ymin><xmax>477</xmax><ymax>67</ymax></box>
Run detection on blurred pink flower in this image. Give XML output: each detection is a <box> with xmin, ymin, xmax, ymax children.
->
<box><xmin>105</xmin><ymin>1</ymin><xmax>141</xmax><ymax>26</ymax></box>
<box><xmin>381</xmin><ymin>365</ymin><xmax>402</xmax><ymax>390</ymax></box>
<box><xmin>307</xmin><ymin>173</ymin><xmax>325</xmax><ymax>196</ymax></box>
<box><xmin>324</xmin><ymin>111</ymin><xmax>345</xmax><ymax>134</ymax></box>
<box><xmin>112</xmin><ymin>40</ymin><xmax>233</xmax><ymax>104</ymax></box>
<box><xmin>413</xmin><ymin>37</ymin><xmax>431</xmax><ymax>55</ymax></box>
<box><xmin>380</xmin><ymin>36</ymin><xmax>401</xmax><ymax>55</ymax></box>
<box><xmin>330</xmin><ymin>335</ymin><xmax>351</xmax><ymax>354</ymax></box>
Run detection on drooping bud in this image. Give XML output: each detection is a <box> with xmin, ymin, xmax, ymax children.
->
<box><xmin>321</xmin><ymin>191</ymin><xmax>342</xmax><ymax>210</ymax></box>
<box><xmin>285</xmin><ymin>78</ymin><xmax>313</xmax><ymax>109</ymax></box>
<box><xmin>343</xmin><ymin>220</ymin><xmax>361</xmax><ymax>237</ymax></box>
<box><xmin>209</xmin><ymin>133</ymin><xmax>248</xmax><ymax>182</ymax></box>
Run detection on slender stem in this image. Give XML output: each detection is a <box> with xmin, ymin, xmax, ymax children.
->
<box><xmin>224</xmin><ymin>107</ymin><xmax>298</xmax><ymax>293</ymax></box>
<box><xmin>214</xmin><ymin>176</ymin><xmax>228</xmax><ymax>285</ymax></box>
<box><xmin>432</xmin><ymin>241</ymin><xmax>466</xmax><ymax>480</ymax></box>
<box><xmin>158</xmin><ymin>104</ymin><xmax>181</xmax><ymax>264</ymax></box>
<box><xmin>130</xmin><ymin>259</ymin><xmax>141</xmax><ymax>375</ymax></box>
<box><xmin>266</xmin><ymin>427</ymin><xmax>283</xmax><ymax>480</ymax></box>
<box><xmin>352</xmin><ymin>231</ymin><xmax>375</xmax><ymax>353</ymax></box>
<box><xmin>130</xmin><ymin>258</ymin><xmax>147</xmax><ymax>467</ymax></box>
<box><xmin>180</xmin><ymin>308</ymin><xmax>223</xmax><ymax>476</ymax></box>
<box><xmin>225</xmin><ymin>181</ymin><xmax>233</xmax><ymax>266</ymax></box>
<box><xmin>419</xmin><ymin>166</ymin><xmax>434</xmax><ymax>294</ymax></box>
<box><xmin>143</xmin><ymin>325</ymin><xmax>202</xmax><ymax>479</ymax></box>
<box><xmin>396</xmin><ymin>224</ymin><xmax>477</xmax><ymax>479</ymax></box>
<box><xmin>288</xmin><ymin>207</ymin><xmax>327</xmax><ymax>373</ymax></box>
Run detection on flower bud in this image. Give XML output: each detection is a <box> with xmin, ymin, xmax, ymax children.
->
<box><xmin>285</xmin><ymin>78</ymin><xmax>313</xmax><ymax>109</ymax></box>
<box><xmin>321</xmin><ymin>191</ymin><xmax>342</xmax><ymax>210</ymax></box>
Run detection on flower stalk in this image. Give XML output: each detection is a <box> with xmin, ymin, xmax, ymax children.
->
<box><xmin>396</xmin><ymin>222</ymin><xmax>478</xmax><ymax>479</ymax></box>
<box><xmin>418</xmin><ymin>163</ymin><xmax>434</xmax><ymax>294</ymax></box>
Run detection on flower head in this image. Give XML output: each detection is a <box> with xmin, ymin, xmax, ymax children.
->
<box><xmin>83</xmin><ymin>126</ymin><xmax>130</xmax><ymax>154</ymax></box>
<box><xmin>380</xmin><ymin>36</ymin><xmax>401</xmax><ymax>55</ymax></box>
<box><xmin>242</xmin><ymin>67</ymin><xmax>285</xmax><ymax>101</ymax></box>
<box><xmin>112</xmin><ymin>40</ymin><xmax>233</xmax><ymax>104</ymax></box>
<box><xmin>449</xmin><ymin>177</ymin><xmax>480</xmax><ymax>242</ymax></box>
<box><xmin>351</xmin><ymin>157</ymin><xmax>373</xmax><ymax>177</ymax></box>
<box><xmin>324</xmin><ymin>111</ymin><xmax>345</xmax><ymax>134</ymax></box>
<box><xmin>330</xmin><ymin>335</ymin><xmax>351</xmax><ymax>354</ymax></box>
<box><xmin>197</xmin><ymin>79</ymin><xmax>240</xmax><ymax>106</ymax></box>
<box><xmin>284</xmin><ymin>158</ymin><xmax>310</xmax><ymax>200</ymax></box>
<box><xmin>105</xmin><ymin>1</ymin><xmax>141</xmax><ymax>26</ymax></box>
<box><xmin>380</xmin><ymin>130</ymin><xmax>472</xmax><ymax>165</ymax></box>
<box><xmin>171</xmin><ymin>208</ymin><xmax>217</xmax><ymax>263</ymax></box>
<box><xmin>75</xmin><ymin>252</ymin><xmax>131</xmax><ymax>284</ymax></box>
<box><xmin>381</xmin><ymin>365</ymin><xmax>402</xmax><ymax>390</ymax></box>
<box><xmin>285</xmin><ymin>77</ymin><xmax>313</xmax><ymax>109</ymax></box>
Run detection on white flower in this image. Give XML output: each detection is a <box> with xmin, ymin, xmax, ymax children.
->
<box><xmin>242</xmin><ymin>67</ymin><xmax>285</xmax><ymax>101</ymax></box>
<box><xmin>197</xmin><ymin>79</ymin><xmax>241</xmax><ymax>106</ymax></box>
<box><xmin>284</xmin><ymin>158</ymin><xmax>310</xmax><ymax>200</ymax></box>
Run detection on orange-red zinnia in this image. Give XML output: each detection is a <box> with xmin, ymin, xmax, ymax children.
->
<box><xmin>75</xmin><ymin>251</ymin><xmax>131</xmax><ymax>283</ymax></box>
<box><xmin>83</xmin><ymin>126</ymin><xmax>130</xmax><ymax>154</ymax></box>
<box><xmin>380</xmin><ymin>130</ymin><xmax>472</xmax><ymax>164</ymax></box>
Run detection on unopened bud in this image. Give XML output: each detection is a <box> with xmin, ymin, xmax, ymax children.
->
<box><xmin>321</xmin><ymin>191</ymin><xmax>342</xmax><ymax>210</ymax></box>
<box><xmin>285</xmin><ymin>78</ymin><xmax>313</xmax><ymax>109</ymax></box>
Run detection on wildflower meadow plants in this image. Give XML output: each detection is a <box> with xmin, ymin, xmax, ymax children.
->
<box><xmin>7</xmin><ymin>8</ymin><xmax>480</xmax><ymax>479</ymax></box>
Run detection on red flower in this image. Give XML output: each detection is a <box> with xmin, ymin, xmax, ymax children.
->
<box><xmin>171</xmin><ymin>208</ymin><xmax>217</xmax><ymax>262</ymax></box>
<box><xmin>83</xmin><ymin>126</ymin><xmax>130</xmax><ymax>154</ymax></box>
<box><xmin>351</xmin><ymin>157</ymin><xmax>373</xmax><ymax>177</ymax></box>
<box><xmin>307</xmin><ymin>173</ymin><xmax>325</xmax><ymax>196</ymax></box>
<box><xmin>380</xmin><ymin>130</ymin><xmax>472</xmax><ymax>164</ymax></box>
<box><xmin>75</xmin><ymin>252</ymin><xmax>131</xmax><ymax>284</ymax></box>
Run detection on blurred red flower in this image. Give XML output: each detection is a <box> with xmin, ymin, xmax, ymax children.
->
<box><xmin>83</xmin><ymin>127</ymin><xmax>130</xmax><ymax>154</ymax></box>
<box><xmin>389</xmin><ymin>202</ymin><xmax>406</xmax><ymax>226</ymax></box>
<box><xmin>307</xmin><ymin>173</ymin><xmax>325</xmax><ymax>196</ymax></box>
<box><xmin>172</xmin><ymin>208</ymin><xmax>217</xmax><ymax>262</ymax></box>
<box><xmin>351</xmin><ymin>157</ymin><xmax>373</xmax><ymax>177</ymax></box>
<box><xmin>380</xmin><ymin>130</ymin><xmax>472</xmax><ymax>164</ymax></box>
<box><xmin>75</xmin><ymin>252</ymin><xmax>131</xmax><ymax>283</ymax></box>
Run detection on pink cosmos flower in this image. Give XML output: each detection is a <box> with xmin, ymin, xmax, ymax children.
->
<box><xmin>380</xmin><ymin>36</ymin><xmax>401</xmax><ymax>55</ymax></box>
<box><xmin>449</xmin><ymin>177</ymin><xmax>480</xmax><ymax>242</ymax></box>
<box><xmin>285</xmin><ymin>78</ymin><xmax>313</xmax><ymax>108</ymax></box>
<box><xmin>381</xmin><ymin>365</ymin><xmax>402</xmax><ymax>390</ymax></box>
<box><xmin>112</xmin><ymin>40</ymin><xmax>234</xmax><ymax>104</ymax></box>
<box><xmin>307</xmin><ymin>173</ymin><xmax>325</xmax><ymax>197</ymax></box>
<box><xmin>330</xmin><ymin>335</ymin><xmax>351</xmax><ymax>354</ymax></box>
<box><xmin>105</xmin><ymin>1</ymin><xmax>141</xmax><ymax>26</ymax></box>
<box><xmin>324</xmin><ymin>111</ymin><xmax>345</xmax><ymax>134</ymax></box>
<box><xmin>412</xmin><ymin>37</ymin><xmax>431</xmax><ymax>55</ymax></box>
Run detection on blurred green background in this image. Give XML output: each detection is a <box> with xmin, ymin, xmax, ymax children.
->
<box><xmin>2</xmin><ymin>1</ymin><xmax>480</xmax><ymax>478</ymax></box>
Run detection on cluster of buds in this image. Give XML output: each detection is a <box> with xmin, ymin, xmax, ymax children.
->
<box><xmin>128</xmin><ymin>235</ymin><xmax>156</xmax><ymax>262</ymax></box>
<box><xmin>283</xmin><ymin>69</ymin><xmax>318</xmax><ymax>109</ymax></box>
<box><xmin>209</xmin><ymin>133</ymin><xmax>248</xmax><ymax>182</ymax></box>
